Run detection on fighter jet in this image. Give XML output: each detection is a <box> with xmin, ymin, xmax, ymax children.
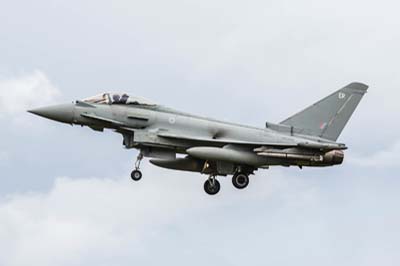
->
<box><xmin>29</xmin><ymin>82</ymin><xmax>368</xmax><ymax>195</ymax></box>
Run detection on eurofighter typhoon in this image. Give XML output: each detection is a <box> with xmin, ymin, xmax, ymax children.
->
<box><xmin>29</xmin><ymin>83</ymin><xmax>368</xmax><ymax>195</ymax></box>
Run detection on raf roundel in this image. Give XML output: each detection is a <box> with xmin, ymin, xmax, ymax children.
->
<box><xmin>169</xmin><ymin>117</ymin><xmax>176</xmax><ymax>124</ymax></box>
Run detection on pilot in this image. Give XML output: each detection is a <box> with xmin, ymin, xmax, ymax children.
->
<box><xmin>112</xmin><ymin>94</ymin><xmax>120</xmax><ymax>103</ymax></box>
<box><xmin>112</xmin><ymin>94</ymin><xmax>129</xmax><ymax>104</ymax></box>
<box><xmin>120</xmin><ymin>94</ymin><xmax>129</xmax><ymax>104</ymax></box>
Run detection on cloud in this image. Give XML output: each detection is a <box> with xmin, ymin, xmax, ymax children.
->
<box><xmin>0</xmin><ymin>169</ymin><xmax>316</xmax><ymax>266</ymax></box>
<box><xmin>347</xmin><ymin>140</ymin><xmax>400</xmax><ymax>168</ymax></box>
<box><xmin>0</xmin><ymin>71</ymin><xmax>60</xmax><ymax>116</ymax></box>
<box><xmin>0</xmin><ymin>168</ymin><xmax>399</xmax><ymax>266</ymax></box>
<box><xmin>0</xmin><ymin>171</ymin><xmax>221</xmax><ymax>266</ymax></box>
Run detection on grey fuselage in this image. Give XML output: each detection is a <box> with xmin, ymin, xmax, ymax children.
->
<box><xmin>30</xmin><ymin>101</ymin><xmax>345</xmax><ymax>176</ymax></box>
<box><xmin>29</xmin><ymin>83</ymin><xmax>369</xmax><ymax>178</ymax></box>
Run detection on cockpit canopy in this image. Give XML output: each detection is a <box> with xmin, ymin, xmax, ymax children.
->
<box><xmin>82</xmin><ymin>93</ymin><xmax>157</xmax><ymax>106</ymax></box>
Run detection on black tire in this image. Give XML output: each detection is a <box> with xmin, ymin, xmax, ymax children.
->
<box><xmin>131</xmin><ymin>170</ymin><xmax>143</xmax><ymax>181</ymax></box>
<box><xmin>204</xmin><ymin>179</ymin><xmax>221</xmax><ymax>195</ymax></box>
<box><xmin>232</xmin><ymin>173</ymin><xmax>249</xmax><ymax>189</ymax></box>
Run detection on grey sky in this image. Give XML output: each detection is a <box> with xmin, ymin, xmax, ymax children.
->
<box><xmin>0</xmin><ymin>0</ymin><xmax>399</xmax><ymax>265</ymax></box>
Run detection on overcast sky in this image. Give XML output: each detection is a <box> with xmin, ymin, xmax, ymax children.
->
<box><xmin>1</xmin><ymin>0</ymin><xmax>400</xmax><ymax>265</ymax></box>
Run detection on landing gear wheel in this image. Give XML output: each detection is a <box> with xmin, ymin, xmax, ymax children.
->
<box><xmin>232</xmin><ymin>173</ymin><xmax>249</xmax><ymax>189</ymax></box>
<box><xmin>131</xmin><ymin>170</ymin><xmax>143</xmax><ymax>181</ymax></box>
<box><xmin>204</xmin><ymin>179</ymin><xmax>221</xmax><ymax>195</ymax></box>
<box><xmin>131</xmin><ymin>152</ymin><xmax>144</xmax><ymax>181</ymax></box>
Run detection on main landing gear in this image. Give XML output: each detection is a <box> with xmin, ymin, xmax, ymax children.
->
<box><xmin>204</xmin><ymin>176</ymin><xmax>221</xmax><ymax>196</ymax></box>
<box><xmin>232</xmin><ymin>172</ymin><xmax>250</xmax><ymax>190</ymax></box>
<box><xmin>203</xmin><ymin>172</ymin><xmax>250</xmax><ymax>195</ymax></box>
<box><xmin>131</xmin><ymin>153</ymin><xmax>143</xmax><ymax>181</ymax></box>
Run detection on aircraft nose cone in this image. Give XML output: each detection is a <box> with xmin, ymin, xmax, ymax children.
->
<box><xmin>28</xmin><ymin>104</ymin><xmax>74</xmax><ymax>124</ymax></box>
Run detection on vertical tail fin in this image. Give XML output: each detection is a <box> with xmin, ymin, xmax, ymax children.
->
<box><xmin>280</xmin><ymin>82</ymin><xmax>368</xmax><ymax>141</ymax></box>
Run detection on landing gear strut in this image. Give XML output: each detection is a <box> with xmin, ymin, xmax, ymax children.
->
<box><xmin>204</xmin><ymin>176</ymin><xmax>221</xmax><ymax>195</ymax></box>
<box><xmin>131</xmin><ymin>153</ymin><xmax>143</xmax><ymax>181</ymax></box>
<box><xmin>232</xmin><ymin>172</ymin><xmax>250</xmax><ymax>189</ymax></box>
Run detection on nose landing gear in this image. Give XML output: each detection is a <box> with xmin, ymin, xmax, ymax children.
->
<box><xmin>131</xmin><ymin>153</ymin><xmax>144</xmax><ymax>181</ymax></box>
<box><xmin>131</xmin><ymin>170</ymin><xmax>142</xmax><ymax>181</ymax></box>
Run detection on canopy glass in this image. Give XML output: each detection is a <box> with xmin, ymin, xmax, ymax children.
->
<box><xmin>82</xmin><ymin>93</ymin><xmax>157</xmax><ymax>106</ymax></box>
